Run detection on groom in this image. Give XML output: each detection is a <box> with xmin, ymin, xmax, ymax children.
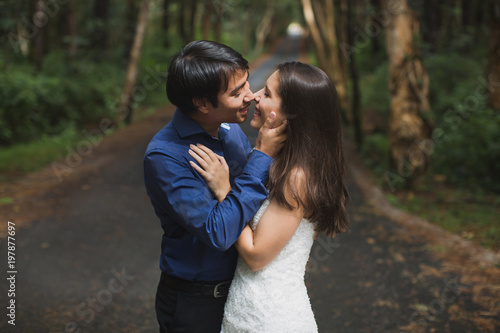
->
<box><xmin>144</xmin><ymin>40</ymin><xmax>286</xmax><ymax>332</ymax></box>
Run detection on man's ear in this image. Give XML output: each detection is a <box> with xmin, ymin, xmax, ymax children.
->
<box><xmin>193</xmin><ymin>98</ymin><xmax>210</xmax><ymax>114</ymax></box>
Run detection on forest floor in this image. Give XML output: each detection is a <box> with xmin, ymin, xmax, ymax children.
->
<box><xmin>1</xmin><ymin>37</ymin><xmax>499</xmax><ymax>332</ymax></box>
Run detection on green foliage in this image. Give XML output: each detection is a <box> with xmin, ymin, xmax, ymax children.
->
<box><xmin>359</xmin><ymin>61</ymin><xmax>390</xmax><ymax>117</ymax></box>
<box><xmin>360</xmin><ymin>133</ymin><xmax>390</xmax><ymax>177</ymax></box>
<box><xmin>387</xmin><ymin>187</ymin><xmax>500</xmax><ymax>250</ymax></box>
<box><xmin>0</xmin><ymin>66</ymin><xmax>67</xmax><ymax>145</ymax></box>
<box><xmin>426</xmin><ymin>53</ymin><xmax>500</xmax><ymax>192</ymax></box>
<box><xmin>0</xmin><ymin>126</ymin><xmax>79</xmax><ymax>173</ymax></box>
<box><xmin>432</xmin><ymin>107</ymin><xmax>500</xmax><ymax>192</ymax></box>
<box><xmin>0</xmin><ymin>53</ymin><xmax>122</xmax><ymax>146</ymax></box>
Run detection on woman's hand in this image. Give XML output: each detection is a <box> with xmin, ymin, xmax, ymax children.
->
<box><xmin>189</xmin><ymin>144</ymin><xmax>231</xmax><ymax>203</ymax></box>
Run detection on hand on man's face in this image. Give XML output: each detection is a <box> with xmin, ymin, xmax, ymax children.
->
<box><xmin>254</xmin><ymin>112</ymin><xmax>287</xmax><ymax>158</ymax></box>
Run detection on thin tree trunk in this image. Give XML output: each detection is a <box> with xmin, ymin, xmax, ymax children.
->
<box><xmin>213</xmin><ymin>1</ymin><xmax>223</xmax><ymax>42</ymax></box>
<box><xmin>123</xmin><ymin>0</ymin><xmax>138</xmax><ymax>60</ymax></box>
<box><xmin>345</xmin><ymin>0</ymin><xmax>362</xmax><ymax>148</ymax></box>
<box><xmin>422</xmin><ymin>0</ymin><xmax>441</xmax><ymax>51</ymax></box>
<box><xmin>93</xmin><ymin>0</ymin><xmax>108</xmax><ymax>51</ymax></box>
<box><xmin>162</xmin><ymin>0</ymin><xmax>170</xmax><ymax>47</ymax></box>
<box><xmin>242</xmin><ymin>8</ymin><xmax>254</xmax><ymax>55</ymax></box>
<box><xmin>202</xmin><ymin>0</ymin><xmax>212</xmax><ymax>40</ymax></box>
<box><xmin>65</xmin><ymin>0</ymin><xmax>77</xmax><ymax>58</ymax></box>
<box><xmin>487</xmin><ymin>0</ymin><xmax>500</xmax><ymax>110</ymax></box>
<box><xmin>178</xmin><ymin>1</ymin><xmax>187</xmax><ymax>43</ymax></box>
<box><xmin>255</xmin><ymin>5</ymin><xmax>273</xmax><ymax>54</ymax></box>
<box><xmin>302</xmin><ymin>0</ymin><xmax>350</xmax><ymax>118</ymax></box>
<box><xmin>436</xmin><ymin>0</ymin><xmax>452</xmax><ymax>51</ymax></box>
<box><xmin>383</xmin><ymin>0</ymin><xmax>433</xmax><ymax>187</ymax></box>
<box><xmin>120</xmin><ymin>0</ymin><xmax>151</xmax><ymax>125</ymax></box>
<box><xmin>302</xmin><ymin>0</ymin><xmax>330</xmax><ymax>74</ymax></box>
<box><xmin>32</xmin><ymin>0</ymin><xmax>46</xmax><ymax>72</ymax></box>
<box><xmin>187</xmin><ymin>0</ymin><xmax>198</xmax><ymax>42</ymax></box>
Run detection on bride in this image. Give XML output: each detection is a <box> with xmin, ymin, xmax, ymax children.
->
<box><xmin>189</xmin><ymin>61</ymin><xmax>349</xmax><ymax>332</ymax></box>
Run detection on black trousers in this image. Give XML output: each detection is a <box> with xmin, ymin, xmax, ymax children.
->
<box><xmin>155</xmin><ymin>279</ymin><xmax>227</xmax><ymax>333</ymax></box>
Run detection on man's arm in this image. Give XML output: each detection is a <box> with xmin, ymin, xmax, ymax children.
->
<box><xmin>144</xmin><ymin>149</ymin><xmax>271</xmax><ymax>251</ymax></box>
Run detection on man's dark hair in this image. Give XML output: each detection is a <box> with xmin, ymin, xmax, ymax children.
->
<box><xmin>166</xmin><ymin>40</ymin><xmax>249</xmax><ymax>113</ymax></box>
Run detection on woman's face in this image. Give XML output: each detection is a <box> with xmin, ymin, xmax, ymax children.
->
<box><xmin>250</xmin><ymin>70</ymin><xmax>285</xmax><ymax>130</ymax></box>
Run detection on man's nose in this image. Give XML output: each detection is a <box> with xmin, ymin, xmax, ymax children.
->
<box><xmin>244</xmin><ymin>88</ymin><xmax>255</xmax><ymax>102</ymax></box>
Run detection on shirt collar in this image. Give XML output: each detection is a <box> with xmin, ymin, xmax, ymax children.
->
<box><xmin>172</xmin><ymin>108</ymin><xmax>230</xmax><ymax>140</ymax></box>
<box><xmin>172</xmin><ymin>108</ymin><xmax>207</xmax><ymax>138</ymax></box>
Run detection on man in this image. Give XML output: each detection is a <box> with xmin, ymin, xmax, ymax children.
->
<box><xmin>143</xmin><ymin>40</ymin><xmax>286</xmax><ymax>332</ymax></box>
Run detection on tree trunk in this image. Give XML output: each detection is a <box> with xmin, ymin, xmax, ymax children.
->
<box><xmin>63</xmin><ymin>0</ymin><xmax>77</xmax><ymax>58</ymax></box>
<box><xmin>422</xmin><ymin>0</ymin><xmax>441</xmax><ymax>51</ymax></box>
<box><xmin>178</xmin><ymin>1</ymin><xmax>186</xmax><ymax>43</ymax></box>
<box><xmin>93</xmin><ymin>0</ymin><xmax>108</xmax><ymax>51</ymax></box>
<box><xmin>202</xmin><ymin>0</ymin><xmax>212</xmax><ymax>40</ymax></box>
<box><xmin>124</xmin><ymin>0</ymin><xmax>139</xmax><ymax>60</ymax></box>
<box><xmin>187</xmin><ymin>0</ymin><xmax>198</xmax><ymax>42</ymax></box>
<box><xmin>302</xmin><ymin>0</ymin><xmax>350</xmax><ymax>119</ymax></box>
<box><xmin>383</xmin><ymin>0</ymin><xmax>433</xmax><ymax>187</ymax></box>
<box><xmin>119</xmin><ymin>0</ymin><xmax>151</xmax><ymax>125</ymax></box>
<box><xmin>302</xmin><ymin>0</ymin><xmax>330</xmax><ymax>73</ymax></box>
<box><xmin>487</xmin><ymin>0</ymin><xmax>500</xmax><ymax>110</ymax></box>
<box><xmin>242</xmin><ymin>8</ymin><xmax>254</xmax><ymax>55</ymax></box>
<box><xmin>255</xmin><ymin>4</ymin><xmax>273</xmax><ymax>54</ymax></box>
<box><xmin>213</xmin><ymin>1</ymin><xmax>223</xmax><ymax>42</ymax></box>
<box><xmin>162</xmin><ymin>0</ymin><xmax>170</xmax><ymax>47</ymax></box>
<box><xmin>32</xmin><ymin>0</ymin><xmax>46</xmax><ymax>72</ymax></box>
<box><xmin>436</xmin><ymin>0</ymin><xmax>453</xmax><ymax>51</ymax></box>
<box><xmin>345</xmin><ymin>0</ymin><xmax>363</xmax><ymax>148</ymax></box>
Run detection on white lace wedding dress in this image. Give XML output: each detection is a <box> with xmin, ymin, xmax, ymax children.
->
<box><xmin>221</xmin><ymin>199</ymin><xmax>318</xmax><ymax>333</ymax></box>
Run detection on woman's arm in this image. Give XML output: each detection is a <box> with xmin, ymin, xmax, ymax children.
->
<box><xmin>236</xmin><ymin>169</ymin><xmax>307</xmax><ymax>271</ymax></box>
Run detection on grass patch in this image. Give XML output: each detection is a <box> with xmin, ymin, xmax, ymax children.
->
<box><xmin>357</xmin><ymin>133</ymin><xmax>500</xmax><ymax>250</ymax></box>
<box><xmin>0</xmin><ymin>126</ymin><xmax>80</xmax><ymax>175</ymax></box>
<box><xmin>0</xmin><ymin>197</ymin><xmax>14</xmax><ymax>204</ymax></box>
<box><xmin>386</xmin><ymin>184</ymin><xmax>500</xmax><ymax>250</ymax></box>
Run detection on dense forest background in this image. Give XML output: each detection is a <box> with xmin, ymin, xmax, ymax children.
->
<box><xmin>1</xmin><ymin>0</ymin><xmax>499</xmax><ymax>249</ymax></box>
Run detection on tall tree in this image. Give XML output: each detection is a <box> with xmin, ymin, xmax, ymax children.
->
<box><xmin>61</xmin><ymin>0</ymin><xmax>77</xmax><ymax>58</ymax></box>
<box><xmin>254</xmin><ymin>3</ymin><xmax>274</xmax><ymax>54</ymax></box>
<box><xmin>119</xmin><ymin>0</ymin><xmax>151</xmax><ymax>125</ymax></box>
<box><xmin>32</xmin><ymin>0</ymin><xmax>47</xmax><ymax>72</ymax></box>
<box><xmin>343</xmin><ymin>0</ymin><xmax>362</xmax><ymax>148</ymax></box>
<box><xmin>487</xmin><ymin>0</ymin><xmax>500</xmax><ymax>110</ymax></box>
<box><xmin>162</xmin><ymin>0</ymin><xmax>170</xmax><ymax>47</ymax></box>
<box><xmin>242</xmin><ymin>8</ymin><xmax>254</xmax><ymax>55</ymax></box>
<box><xmin>92</xmin><ymin>0</ymin><xmax>108</xmax><ymax>57</ymax></box>
<box><xmin>187</xmin><ymin>0</ymin><xmax>198</xmax><ymax>43</ymax></box>
<box><xmin>301</xmin><ymin>0</ymin><xmax>349</xmax><ymax>118</ymax></box>
<box><xmin>422</xmin><ymin>0</ymin><xmax>441</xmax><ymax>51</ymax></box>
<box><xmin>124</xmin><ymin>0</ymin><xmax>139</xmax><ymax>60</ymax></box>
<box><xmin>213</xmin><ymin>0</ymin><xmax>223</xmax><ymax>42</ymax></box>
<box><xmin>383</xmin><ymin>0</ymin><xmax>433</xmax><ymax>186</ymax></box>
<box><xmin>202</xmin><ymin>0</ymin><xmax>213</xmax><ymax>40</ymax></box>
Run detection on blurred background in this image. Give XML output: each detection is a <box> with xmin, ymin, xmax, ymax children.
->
<box><xmin>1</xmin><ymin>0</ymin><xmax>498</xmax><ymax>250</ymax></box>
<box><xmin>1</xmin><ymin>0</ymin><xmax>500</xmax><ymax>332</ymax></box>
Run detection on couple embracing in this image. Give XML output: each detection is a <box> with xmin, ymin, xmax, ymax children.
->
<box><xmin>144</xmin><ymin>40</ymin><xmax>349</xmax><ymax>333</ymax></box>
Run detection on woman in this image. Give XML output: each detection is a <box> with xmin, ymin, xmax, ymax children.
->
<box><xmin>189</xmin><ymin>62</ymin><xmax>349</xmax><ymax>332</ymax></box>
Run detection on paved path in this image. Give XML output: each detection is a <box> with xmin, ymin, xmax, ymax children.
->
<box><xmin>1</xmin><ymin>37</ymin><xmax>499</xmax><ymax>333</ymax></box>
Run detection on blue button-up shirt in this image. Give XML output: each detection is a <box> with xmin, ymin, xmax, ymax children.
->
<box><xmin>144</xmin><ymin>109</ymin><xmax>272</xmax><ymax>282</ymax></box>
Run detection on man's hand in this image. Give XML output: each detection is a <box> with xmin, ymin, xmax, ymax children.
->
<box><xmin>254</xmin><ymin>112</ymin><xmax>287</xmax><ymax>158</ymax></box>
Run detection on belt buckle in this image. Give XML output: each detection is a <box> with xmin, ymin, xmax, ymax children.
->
<box><xmin>213</xmin><ymin>282</ymin><xmax>229</xmax><ymax>298</ymax></box>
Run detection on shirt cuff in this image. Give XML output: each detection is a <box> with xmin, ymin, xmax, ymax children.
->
<box><xmin>242</xmin><ymin>149</ymin><xmax>273</xmax><ymax>183</ymax></box>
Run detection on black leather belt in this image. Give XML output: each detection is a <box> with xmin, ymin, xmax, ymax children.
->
<box><xmin>161</xmin><ymin>273</ymin><xmax>231</xmax><ymax>298</ymax></box>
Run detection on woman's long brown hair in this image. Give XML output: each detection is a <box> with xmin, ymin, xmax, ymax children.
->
<box><xmin>267</xmin><ymin>62</ymin><xmax>349</xmax><ymax>236</ymax></box>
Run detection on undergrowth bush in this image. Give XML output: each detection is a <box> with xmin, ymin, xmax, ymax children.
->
<box><xmin>0</xmin><ymin>53</ymin><xmax>122</xmax><ymax>146</ymax></box>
